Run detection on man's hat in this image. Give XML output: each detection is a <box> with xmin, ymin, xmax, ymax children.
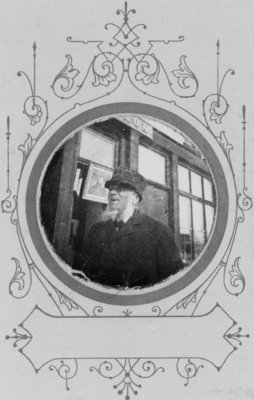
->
<box><xmin>105</xmin><ymin>168</ymin><xmax>147</xmax><ymax>200</ymax></box>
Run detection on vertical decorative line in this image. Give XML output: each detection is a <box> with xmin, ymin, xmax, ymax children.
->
<box><xmin>1</xmin><ymin>115</ymin><xmax>17</xmax><ymax>214</ymax></box>
<box><xmin>189</xmin><ymin>169</ymin><xmax>195</xmax><ymax>260</ymax></box>
<box><xmin>32</xmin><ymin>42</ymin><xmax>37</xmax><ymax>107</ymax></box>
<box><xmin>6</xmin><ymin>116</ymin><xmax>11</xmax><ymax>191</ymax></box>
<box><xmin>172</xmin><ymin>155</ymin><xmax>180</xmax><ymax>250</ymax></box>
<box><xmin>124</xmin><ymin>1</ymin><xmax>128</xmax><ymax>22</ymax></box>
<box><xmin>242</xmin><ymin>105</ymin><xmax>246</xmax><ymax>188</ymax></box>
<box><xmin>201</xmin><ymin>177</ymin><xmax>207</xmax><ymax>244</ymax></box>
<box><xmin>216</xmin><ymin>40</ymin><xmax>220</xmax><ymax>106</ymax></box>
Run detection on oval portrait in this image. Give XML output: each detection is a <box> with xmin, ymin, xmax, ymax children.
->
<box><xmin>23</xmin><ymin>103</ymin><xmax>232</xmax><ymax>305</ymax></box>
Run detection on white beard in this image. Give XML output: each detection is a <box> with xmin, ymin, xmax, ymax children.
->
<box><xmin>101</xmin><ymin>207</ymin><xmax>120</xmax><ymax>221</ymax></box>
<box><xmin>102</xmin><ymin>204</ymin><xmax>137</xmax><ymax>222</ymax></box>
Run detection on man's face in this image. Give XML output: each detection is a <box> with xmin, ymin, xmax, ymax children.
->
<box><xmin>108</xmin><ymin>185</ymin><xmax>139</xmax><ymax>214</ymax></box>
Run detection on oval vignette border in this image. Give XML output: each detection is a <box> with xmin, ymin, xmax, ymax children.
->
<box><xmin>21</xmin><ymin>102</ymin><xmax>231</xmax><ymax>306</ymax></box>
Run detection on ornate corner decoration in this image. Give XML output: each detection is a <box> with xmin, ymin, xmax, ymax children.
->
<box><xmin>90</xmin><ymin>359</ymin><xmax>164</xmax><ymax>400</ymax></box>
<box><xmin>221</xmin><ymin>105</ymin><xmax>252</xmax><ymax>296</ymax></box>
<box><xmin>1</xmin><ymin>116</ymin><xmax>34</xmax><ymax>299</ymax></box>
<box><xmin>8</xmin><ymin>257</ymin><xmax>31</xmax><ymax>299</ymax></box>
<box><xmin>5</xmin><ymin>327</ymin><xmax>32</xmax><ymax>349</ymax></box>
<box><xmin>1</xmin><ymin>117</ymin><xmax>16</xmax><ymax>215</ymax></box>
<box><xmin>18</xmin><ymin>134</ymin><xmax>37</xmax><ymax>171</ymax></box>
<box><xmin>51</xmin><ymin>1</ymin><xmax>198</xmax><ymax>104</ymax></box>
<box><xmin>49</xmin><ymin>359</ymin><xmax>78</xmax><ymax>391</ymax></box>
<box><xmin>176</xmin><ymin>358</ymin><xmax>204</xmax><ymax>386</ymax></box>
<box><xmin>224</xmin><ymin>325</ymin><xmax>250</xmax><ymax>347</ymax></box>
<box><xmin>18</xmin><ymin>42</ymin><xmax>48</xmax><ymax>133</ymax></box>
<box><xmin>237</xmin><ymin>105</ymin><xmax>253</xmax><ymax>219</ymax></box>
<box><xmin>162</xmin><ymin>55</ymin><xmax>252</xmax><ymax>315</ymax></box>
<box><xmin>0</xmin><ymin>109</ymin><xmax>88</xmax><ymax>314</ymax></box>
<box><xmin>203</xmin><ymin>40</ymin><xmax>235</xmax><ymax>130</ymax></box>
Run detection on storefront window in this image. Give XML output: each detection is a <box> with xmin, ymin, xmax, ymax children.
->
<box><xmin>205</xmin><ymin>204</ymin><xmax>215</xmax><ymax>235</ymax></box>
<box><xmin>179</xmin><ymin>196</ymin><xmax>192</xmax><ymax>265</ymax></box>
<box><xmin>192</xmin><ymin>200</ymin><xmax>205</xmax><ymax>257</ymax></box>
<box><xmin>73</xmin><ymin>167</ymin><xmax>83</xmax><ymax>195</ymax></box>
<box><xmin>178</xmin><ymin>163</ymin><xmax>215</xmax><ymax>265</ymax></box>
<box><xmin>203</xmin><ymin>177</ymin><xmax>213</xmax><ymax>201</ymax></box>
<box><xmin>79</xmin><ymin>128</ymin><xmax>115</xmax><ymax>168</ymax></box>
<box><xmin>138</xmin><ymin>145</ymin><xmax>166</xmax><ymax>185</ymax></box>
<box><xmin>178</xmin><ymin>164</ymin><xmax>190</xmax><ymax>193</ymax></box>
<box><xmin>191</xmin><ymin>170</ymin><xmax>202</xmax><ymax>198</ymax></box>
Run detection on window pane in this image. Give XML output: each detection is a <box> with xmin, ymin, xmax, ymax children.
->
<box><xmin>79</xmin><ymin>129</ymin><xmax>115</xmax><ymax>168</ymax></box>
<box><xmin>73</xmin><ymin>168</ymin><xmax>83</xmax><ymax>195</ymax></box>
<box><xmin>204</xmin><ymin>178</ymin><xmax>213</xmax><ymax>201</ymax></box>
<box><xmin>139</xmin><ymin>184</ymin><xmax>169</xmax><ymax>227</ymax></box>
<box><xmin>178</xmin><ymin>165</ymin><xmax>190</xmax><ymax>193</ymax></box>
<box><xmin>179</xmin><ymin>196</ymin><xmax>191</xmax><ymax>234</ymax></box>
<box><xmin>191</xmin><ymin>170</ymin><xmax>202</xmax><ymax>198</ymax></box>
<box><xmin>205</xmin><ymin>205</ymin><xmax>215</xmax><ymax>236</ymax></box>
<box><xmin>179</xmin><ymin>196</ymin><xmax>192</xmax><ymax>265</ymax></box>
<box><xmin>138</xmin><ymin>145</ymin><xmax>166</xmax><ymax>185</ymax></box>
<box><xmin>192</xmin><ymin>200</ymin><xmax>205</xmax><ymax>257</ymax></box>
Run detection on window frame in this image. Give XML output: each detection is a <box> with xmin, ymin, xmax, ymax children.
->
<box><xmin>176</xmin><ymin>160</ymin><xmax>216</xmax><ymax>263</ymax></box>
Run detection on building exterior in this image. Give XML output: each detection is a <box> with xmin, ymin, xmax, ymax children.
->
<box><xmin>40</xmin><ymin>115</ymin><xmax>216</xmax><ymax>270</ymax></box>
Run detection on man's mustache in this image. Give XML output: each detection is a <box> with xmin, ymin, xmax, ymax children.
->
<box><xmin>109</xmin><ymin>195</ymin><xmax>120</xmax><ymax>201</ymax></box>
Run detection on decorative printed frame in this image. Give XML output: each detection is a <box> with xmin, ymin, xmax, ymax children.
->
<box><xmin>2</xmin><ymin>2</ymin><xmax>252</xmax><ymax>398</ymax></box>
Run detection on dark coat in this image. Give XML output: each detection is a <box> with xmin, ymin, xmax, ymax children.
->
<box><xmin>81</xmin><ymin>212</ymin><xmax>184</xmax><ymax>288</ymax></box>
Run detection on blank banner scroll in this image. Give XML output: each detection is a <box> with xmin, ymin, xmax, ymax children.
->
<box><xmin>21</xmin><ymin>304</ymin><xmax>235</xmax><ymax>371</ymax></box>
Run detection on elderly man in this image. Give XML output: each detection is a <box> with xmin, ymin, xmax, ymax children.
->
<box><xmin>81</xmin><ymin>168</ymin><xmax>184</xmax><ymax>288</ymax></box>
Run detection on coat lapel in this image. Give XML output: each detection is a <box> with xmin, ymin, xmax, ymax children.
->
<box><xmin>107</xmin><ymin>211</ymin><xmax>142</xmax><ymax>242</ymax></box>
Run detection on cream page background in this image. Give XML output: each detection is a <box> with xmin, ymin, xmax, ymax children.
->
<box><xmin>0</xmin><ymin>1</ymin><xmax>254</xmax><ymax>399</ymax></box>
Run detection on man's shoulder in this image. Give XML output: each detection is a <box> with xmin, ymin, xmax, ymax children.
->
<box><xmin>87</xmin><ymin>219</ymin><xmax>113</xmax><ymax>234</ymax></box>
<box><xmin>137</xmin><ymin>213</ymin><xmax>173</xmax><ymax>234</ymax></box>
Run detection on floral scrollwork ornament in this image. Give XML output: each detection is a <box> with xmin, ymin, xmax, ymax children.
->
<box><xmin>90</xmin><ymin>358</ymin><xmax>164</xmax><ymax>400</ymax></box>
<box><xmin>9</xmin><ymin>257</ymin><xmax>33</xmax><ymax>299</ymax></box>
<box><xmin>18</xmin><ymin>42</ymin><xmax>48</xmax><ymax>134</ymax></box>
<box><xmin>49</xmin><ymin>359</ymin><xmax>78</xmax><ymax>391</ymax></box>
<box><xmin>176</xmin><ymin>358</ymin><xmax>204</xmax><ymax>386</ymax></box>
<box><xmin>203</xmin><ymin>41</ymin><xmax>235</xmax><ymax>133</ymax></box>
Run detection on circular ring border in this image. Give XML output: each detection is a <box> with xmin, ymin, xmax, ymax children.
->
<box><xmin>25</xmin><ymin>102</ymin><xmax>231</xmax><ymax>306</ymax></box>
